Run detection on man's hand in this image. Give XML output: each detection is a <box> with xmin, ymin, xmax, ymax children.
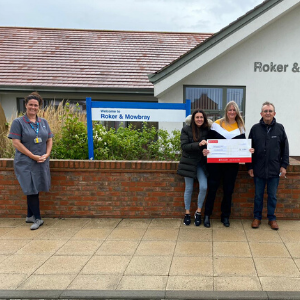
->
<box><xmin>248</xmin><ymin>169</ymin><xmax>254</xmax><ymax>177</ymax></box>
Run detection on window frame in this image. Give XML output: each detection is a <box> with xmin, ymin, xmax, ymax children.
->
<box><xmin>183</xmin><ymin>85</ymin><xmax>246</xmax><ymax>120</ymax></box>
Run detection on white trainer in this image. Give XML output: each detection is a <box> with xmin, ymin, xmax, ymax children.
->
<box><xmin>30</xmin><ymin>219</ymin><xmax>44</xmax><ymax>230</ymax></box>
<box><xmin>26</xmin><ymin>215</ymin><xmax>36</xmax><ymax>223</ymax></box>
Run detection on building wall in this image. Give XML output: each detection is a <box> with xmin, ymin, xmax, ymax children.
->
<box><xmin>157</xmin><ymin>5</ymin><xmax>300</xmax><ymax>155</ymax></box>
<box><xmin>0</xmin><ymin>159</ymin><xmax>299</xmax><ymax>219</ymax></box>
<box><xmin>0</xmin><ymin>91</ymin><xmax>157</xmax><ymax>121</ymax></box>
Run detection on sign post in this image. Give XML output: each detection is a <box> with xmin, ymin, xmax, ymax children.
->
<box><xmin>86</xmin><ymin>97</ymin><xmax>191</xmax><ymax>160</ymax></box>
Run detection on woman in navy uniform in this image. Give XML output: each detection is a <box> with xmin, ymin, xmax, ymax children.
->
<box><xmin>8</xmin><ymin>92</ymin><xmax>53</xmax><ymax>230</ymax></box>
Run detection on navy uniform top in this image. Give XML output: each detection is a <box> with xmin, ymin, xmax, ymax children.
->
<box><xmin>8</xmin><ymin>115</ymin><xmax>54</xmax><ymax>195</ymax></box>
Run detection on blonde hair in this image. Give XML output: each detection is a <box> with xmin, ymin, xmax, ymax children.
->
<box><xmin>220</xmin><ymin>101</ymin><xmax>245</xmax><ymax>133</ymax></box>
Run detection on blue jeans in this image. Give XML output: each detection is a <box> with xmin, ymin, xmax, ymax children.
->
<box><xmin>184</xmin><ymin>165</ymin><xmax>207</xmax><ymax>210</ymax></box>
<box><xmin>254</xmin><ymin>177</ymin><xmax>279</xmax><ymax>221</ymax></box>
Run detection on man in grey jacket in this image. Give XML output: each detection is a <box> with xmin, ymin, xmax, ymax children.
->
<box><xmin>247</xmin><ymin>101</ymin><xmax>289</xmax><ymax>230</ymax></box>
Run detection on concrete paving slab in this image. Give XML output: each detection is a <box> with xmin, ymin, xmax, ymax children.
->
<box><xmin>0</xmin><ymin>227</ymin><xmax>45</xmax><ymax>240</ymax></box>
<box><xmin>117</xmin><ymin>219</ymin><xmax>152</xmax><ymax>228</ymax></box>
<box><xmin>142</xmin><ymin>228</ymin><xmax>179</xmax><ymax>241</ymax></box>
<box><xmin>0</xmin><ymin>228</ymin><xmax>14</xmax><ymax>238</ymax></box>
<box><xmin>0</xmin><ymin>254</ymin><xmax>49</xmax><ymax>274</ymax></box>
<box><xmin>83</xmin><ymin>218</ymin><xmax>122</xmax><ymax>228</ymax></box>
<box><xmin>81</xmin><ymin>255</ymin><xmax>131</xmax><ymax>275</ymax></box>
<box><xmin>0</xmin><ymin>274</ymin><xmax>28</xmax><ymax>289</ymax></box>
<box><xmin>249</xmin><ymin>242</ymin><xmax>291</xmax><ymax>257</ymax></box>
<box><xmin>50</xmin><ymin>218</ymin><xmax>90</xmax><ymax>229</ymax></box>
<box><xmin>36</xmin><ymin>227</ymin><xmax>79</xmax><ymax>240</ymax></box>
<box><xmin>117</xmin><ymin>275</ymin><xmax>168</xmax><ymax>290</ymax></box>
<box><xmin>177</xmin><ymin>227</ymin><xmax>212</xmax><ymax>242</ymax></box>
<box><xmin>213</xmin><ymin>242</ymin><xmax>251</xmax><ymax>257</ymax></box>
<box><xmin>71</xmin><ymin>228</ymin><xmax>113</xmax><ymax>240</ymax></box>
<box><xmin>213</xmin><ymin>229</ymin><xmax>247</xmax><ymax>242</ymax></box>
<box><xmin>214</xmin><ymin>257</ymin><xmax>257</xmax><ymax>277</ymax></box>
<box><xmin>0</xmin><ymin>239</ymin><xmax>29</xmax><ymax>255</ymax></box>
<box><xmin>107</xmin><ymin>228</ymin><xmax>146</xmax><ymax>240</ymax></box>
<box><xmin>245</xmin><ymin>229</ymin><xmax>282</xmax><ymax>242</ymax></box>
<box><xmin>34</xmin><ymin>255</ymin><xmax>90</xmax><ymax>275</ymax></box>
<box><xmin>275</xmin><ymin>220</ymin><xmax>300</xmax><ymax>231</ymax></box>
<box><xmin>260</xmin><ymin>277</ymin><xmax>300</xmax><ymax>291</ymax></box>
<box><xmin>285</xmin><ymin>243</ymin><xmax>300</xmax><ymax>258</ymax></box>
<box><xmin>214</xmin><ymin>276</ymin><xmax>262</xmax><ymax>291</ymax></box>
<box><xmin>174</xmin><ymin>241</ymin><xmax>212</xmax><ymax>256</ymax></box>
<box><xmin>149</xmin><ymin>218</ymin><xmax>181</xmax><ymax>228</ymax></box>
<box><xmin>135</xmin><ymin>240</ymin><xmax>176</xmax><ymax>256</ymax></box>
<box><xmin>67</xmin><ymin>274</ymin><xmax>121</xmax><ymax>290</ymax></box>
<box><xmin>166</xmin><ymin>275</ymin><xmax>213</xmax><ymax>291</ymax></box>
<box><xmin>169</xmin><ymin>256</ymin><xmax>213</xmax><ymax>276</ymax></box>
<box><xmin>125</xmin><ymin>256</ymin><xmax>172</xmax><ymax>276</ymax></box>
<box><xmin>55</xmin><ymin>240</ymin><xmax>102</xmax><ymax>255</ymax></box>
<box><xmin>17</xmin><ymin>274</ymin><xmax>76</xmax><ymax>290</ymax></box>
<box><xmin>254</xmin><ymin>257</ymin><xmax>300</xmax><ymax>277</ymax></box>
<box><xmin>95</xmin><ymin>240</ymin><xmax>139</xmax><ymax>256</ymax></box>
<box><xmin>279</xmin><ymin>231</ymin><xmax>300</xmax><ymax>243</ymax></box>
<box><xmin>15</xmin><ymin>239</ymin><xmax>66</xmax><ymax>255</ymax></box>
<box><xmin>0</xmin><ymin>219</ymin><xmax>24</xmax><ymax>227</ymax></box>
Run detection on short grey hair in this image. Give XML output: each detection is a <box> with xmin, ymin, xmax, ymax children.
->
<box><xmin>261</xmin><ymin>101</ymin><xmax>275</xmax><ymax>112</ymax></box>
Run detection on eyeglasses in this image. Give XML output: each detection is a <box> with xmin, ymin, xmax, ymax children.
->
<box><xmin>262</xmin><ymin>110</ymin><xmax>274</xmax><ymax>113</ymax></box>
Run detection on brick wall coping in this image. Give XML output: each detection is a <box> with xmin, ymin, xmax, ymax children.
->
<box><xmin>0</xmin><ymin>158</ymin><xmax>299</xmax><ymax>173</ymax></box>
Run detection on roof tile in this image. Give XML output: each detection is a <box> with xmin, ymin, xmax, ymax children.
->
<box><xmin>0</xmin><ymin>27</ymin><xmax>212</xmax><ymax>89</ymax></box>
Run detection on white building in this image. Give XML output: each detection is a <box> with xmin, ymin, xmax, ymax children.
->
<box><xmin>149</xmin><ymin>0</ymin><xmax>300</xmax><ymax>156</ymax></box>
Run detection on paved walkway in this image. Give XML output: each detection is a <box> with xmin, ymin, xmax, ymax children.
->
<box><xmin>0</xmin><ymin>217</ymin><xmax>299</xmax><ymax>299</ymax></box>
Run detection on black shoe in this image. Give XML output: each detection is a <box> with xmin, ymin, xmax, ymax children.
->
<box><xmin>183</xmin><ymin>214</ymin><xmax>191</xmax><ymax>226</ymax></box>
<box><xmin>194</xmin><ymin>212</ymin><xmax>201</xmax><ymax>226</ymax></box>
<box><xmin>221</xmin><ymin>217</ymin><xmax>230</xmax><ymax>227</ymax></box>
<box><xmin>203</xmin><ymin>215</ymin><xmax>210</xmax><ymax>228</ymax></box>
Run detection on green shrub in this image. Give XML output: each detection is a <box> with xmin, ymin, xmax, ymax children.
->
<box><xmin>92</xmin><ymin>122</ymin><xmax>181</xmax><ymax>161</ymax></box>
<box><xmin>51</xmin><ymin>103</ymin><xmax>88</xmax><ymax>159</ymax></box>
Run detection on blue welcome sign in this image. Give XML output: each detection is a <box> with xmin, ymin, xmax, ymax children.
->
<box><xmin>86</xmin><ymin>97</ymin><xmax>191</xmax><ymax>160</ymax></box>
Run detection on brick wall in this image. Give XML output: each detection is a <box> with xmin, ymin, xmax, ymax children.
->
<box><xmin>0</xmin><ymin>159</ymin><xmax>299</xmax><ymax>219</ymax></box>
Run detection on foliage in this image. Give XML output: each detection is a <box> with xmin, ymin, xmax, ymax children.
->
<box><xmin>2</xmin><ymin>102</ymin><xmax>181</xmax><ymax>161</ymax></box>
<box><xmin>93</xmin><ymin>123</ymin><xmax>181</xmax><ymax>161</ymax></box>
<box><xmin>51</xmin><ymin>103</ymin><xmax>88</xmax><ymax>159</ymax></box>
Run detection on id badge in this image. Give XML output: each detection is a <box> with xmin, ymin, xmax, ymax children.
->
<box><xmin>34</xmin><ymin>137</ymin><xmax>42</xmax><ymax>144</ymax></box>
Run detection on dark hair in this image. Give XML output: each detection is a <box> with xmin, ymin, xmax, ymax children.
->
<box><xmin>25</xmin><ymin>92</ymin><xmax>43</xmax><ymax>106</ymax></box>
<box><xmin>191</xmin><ymin>109</ymin><xmax>208</xmax><ymax>142</ymax></box>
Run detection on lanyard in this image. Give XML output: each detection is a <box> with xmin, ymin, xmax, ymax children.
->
<box><xmin>25</xmin><ymin>115</ymin><xmax>39</xmax><ymax>137</ymax></box>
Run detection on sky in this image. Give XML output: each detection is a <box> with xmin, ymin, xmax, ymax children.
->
<box><xmin>0</xmin><ymin>0</ymin><xmax>263</xmax><ymax>33</ymax></box>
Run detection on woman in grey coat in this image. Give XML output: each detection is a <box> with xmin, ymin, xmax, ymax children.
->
<box><xmin>177</xmin><ymin>110</ymin><xmax>209</xmax><ymax>226</ymax></box>
<box><xmin>8</xmin><ymin>92</ymin><xmax>53</xmax><ymax>230</ymax></box>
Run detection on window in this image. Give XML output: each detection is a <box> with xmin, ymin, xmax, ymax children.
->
<box><xmin>17</xmin><ymin>98</ymin><xmax>87</xmax><ymax>113</ymax></box>
<box><xmin>184</xmin><ymin>86</ymin><xmax>245</xmax><ymax>121</ymax></box>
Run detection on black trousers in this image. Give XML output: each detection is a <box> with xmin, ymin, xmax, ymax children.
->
<box><xmin>27</xmin><ymin>193</ymin><xmax>41</xmax><ymax>219</ymax></box>
<box><xmin>204</xmin><ymin>163</ymin><xmax>239</xmax><ymax>218</ymax></box>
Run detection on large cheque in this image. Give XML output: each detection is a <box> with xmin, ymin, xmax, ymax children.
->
<box><xmin>207</xmin><ymin>139</ymin><xmax>252</xmax><ymax>163</ymax></box>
